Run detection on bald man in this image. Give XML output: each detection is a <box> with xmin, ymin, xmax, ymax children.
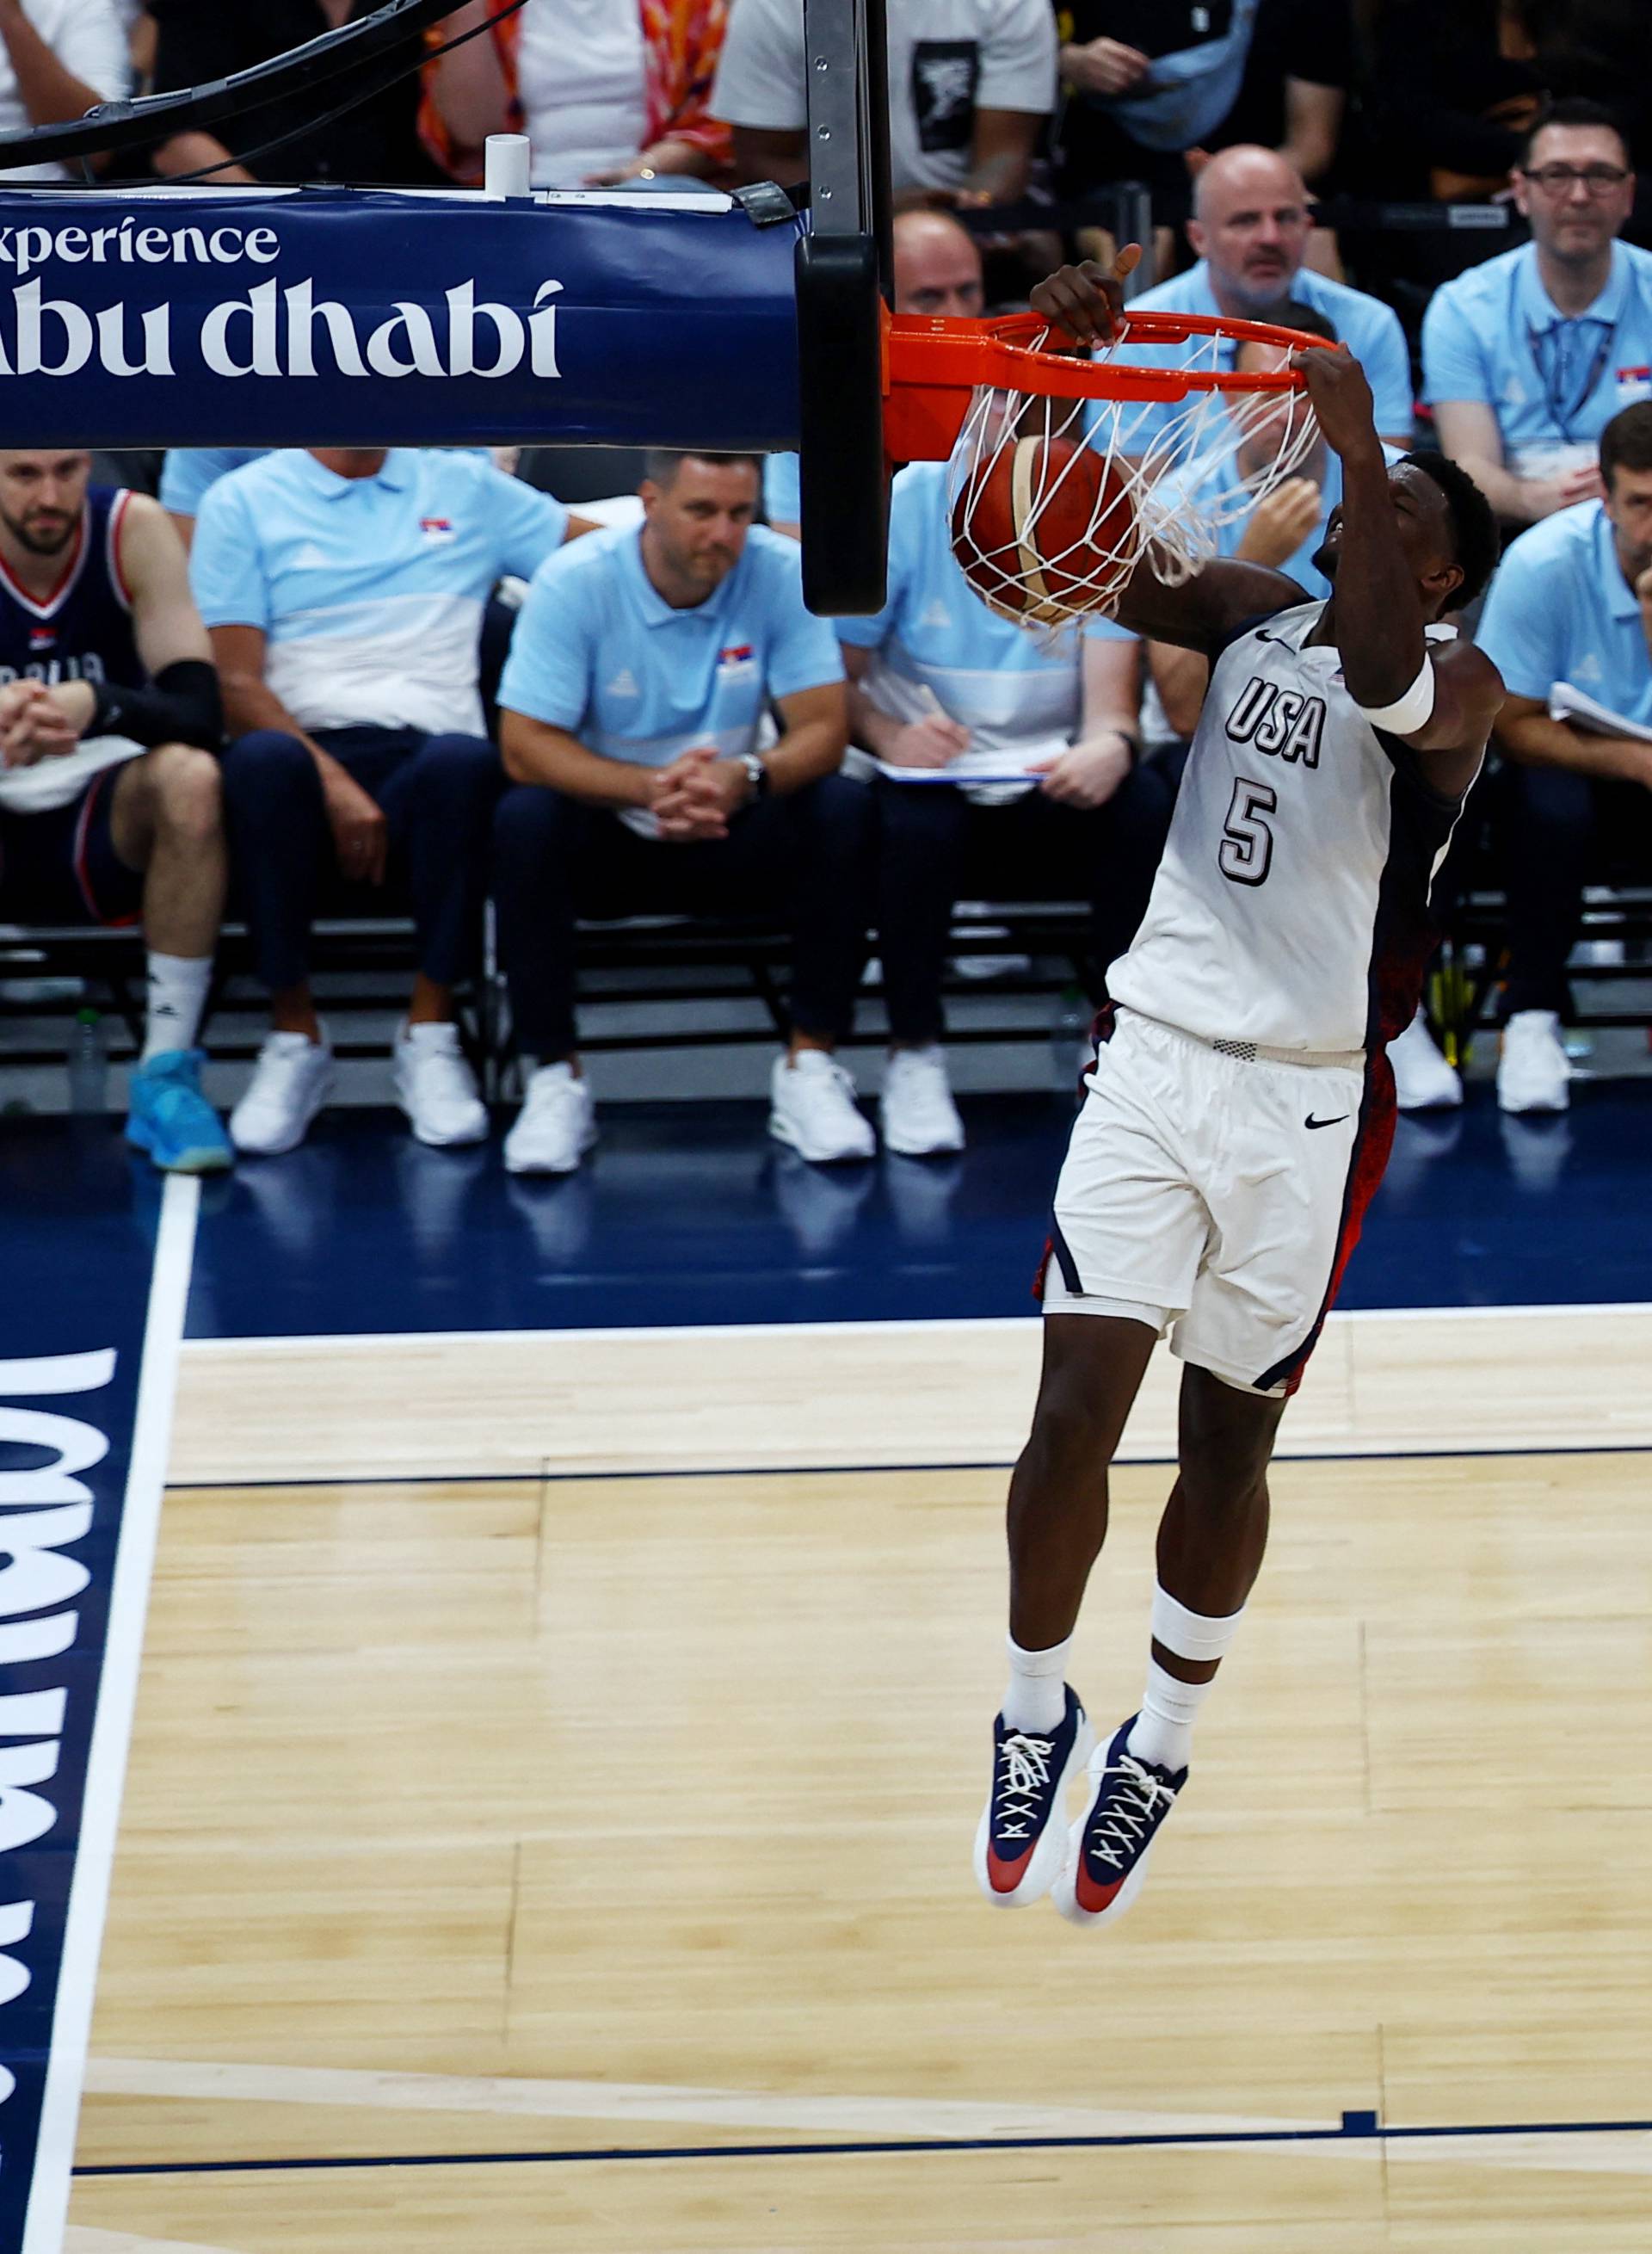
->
<box><xmin>1113</xmin><ymin>145</ymin><xmax>1414</xmax><ymax>466</ymax></box>
<box><xmin>765</xmin><ymin>210</ymin><xmax>988</xmax><ymax>534</ymax></box>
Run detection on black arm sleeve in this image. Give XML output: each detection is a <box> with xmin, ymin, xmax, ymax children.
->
<box><xmin>91</xmin><ymin>660</ymin><xmax>224</xmax><ymax>753</ymax></box>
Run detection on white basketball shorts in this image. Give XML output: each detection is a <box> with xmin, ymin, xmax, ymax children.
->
<box><xmin>1040</xmin><ymin>1008</ymin><xmax>1396</xmax><ymax>1397</ymax></box>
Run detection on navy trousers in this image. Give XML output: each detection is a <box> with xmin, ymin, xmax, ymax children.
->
<box><xmin>492</xmin><ymin>773</ymin><xmax>874</xmax><ymax>1059</ymax></box>
<box><xmin>222</xmin><ymin>725</ymin><xmax>502</xmax><ymax>992</ymax></box>
<box><xmin>1498</xmin><ymin>763</ymin><xmax>1652</xmax><ymax>1016</ymax></box>
<box><xmin>872</xmin><ymin>762</ymin><xmax>1180</xmax><ymax>1045</ymax></box>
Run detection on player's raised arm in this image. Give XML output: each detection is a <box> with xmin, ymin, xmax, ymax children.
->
<box><xmin>1293</xmin><ymin>346</ymin><xmax>1504</xmax><ymax>790</ymax></box>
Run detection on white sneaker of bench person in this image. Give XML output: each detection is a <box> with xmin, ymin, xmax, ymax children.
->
<box><xmin>505</xmin><ymin>1061</ymin><xmax>597</xmax><ymax>1176</ymax></box>
<box><xmin>880</xmin><ymin>1044</ymin><xmax>966</xmax><ymax>1155</ymax></box>
<box><xmin>1497</xmin><ymin>1009</ymin><xmax>1571</xmax><ymax>1115</ymax></box>
<box><xmin>394</xmin><ymin>1021</ymin><xmax>488</xmax><ymax>1147</ymax></box>
<box><xmin>768</xmin><ymin>1049</ymin><xmax>875</xmax><ymax>1164</ymax></box>
<box><xmin>230</xmin><ymin>1029</ymin><xmax>336</xmax><ymax>1157</ymax></box>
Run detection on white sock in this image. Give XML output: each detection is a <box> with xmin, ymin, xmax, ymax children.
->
<box><xmin>142</xmin><ymin>952</ymin><xmax>212</xmax><ymax>1065</ymax></box>
<box><xmin>1002</xmin><ymin>1632</ymin><xmax>1071</xmax><ymax>1734</ymax></box>
<box><xmin>1125</xmin><ymin>1584</ymin><xmax>1245</xmax><ymax>1774</ymax></box>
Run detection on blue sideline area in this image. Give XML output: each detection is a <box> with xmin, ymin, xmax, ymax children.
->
<box><xmin>7</xmin><ymin>1084</ymin><xmax>1652</xmax><ymax>1340</ymax></box>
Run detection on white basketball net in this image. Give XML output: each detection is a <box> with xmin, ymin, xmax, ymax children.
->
<box><xmin>947</xmin><ymin>320</ymin><xmax>1325</xmax><ymax>628</ymax></box>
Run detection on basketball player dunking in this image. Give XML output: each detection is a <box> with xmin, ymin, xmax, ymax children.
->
<box><xmin>976</xmin><ymin>256</ymin><xmax>1506</xmax><ymax>1927</ymax></box>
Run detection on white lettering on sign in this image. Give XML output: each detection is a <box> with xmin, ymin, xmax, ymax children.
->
<box><xmin>0</xmin><ymin>275</ymin><xmax>566</xmax><ymax>384</ymax></box>
<box><xmin>0</xmin><ymin>220</ymin><xmax>282</xmax><ymax>278</ymax></box>
<box><xmin>0</xmin><ymin>1349</ymin><xmax>116</xmax><ymax>2112</ymax></box>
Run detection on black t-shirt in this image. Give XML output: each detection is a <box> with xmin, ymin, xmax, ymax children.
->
<box><xmin>1054</xmin><ymin>0</ymin><xmax>1352</xmax><ymax>201</ymax></box>
<box><xmin>1211</xmin><ymin>0</ymin><xmax>1354</xmax><ymax>154</ymax></box>
<box><xmin>148</xmin><ymin>0</ymin><xmax>441</xmax><ymax>186</ymax></box>
<box><xmin>1058</xmin><ymin>3</ymin><xmax>1235</xmax><ymax>64</ymax></box>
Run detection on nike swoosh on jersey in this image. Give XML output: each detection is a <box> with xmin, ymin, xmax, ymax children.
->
<box><xmin>1304</xmin><ymin>1114</ymin><xmax>1349</xmax><ymax>1129</ymax></box>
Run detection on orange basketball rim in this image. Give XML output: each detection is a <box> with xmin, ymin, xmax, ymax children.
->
<box><xmin>885</xmin><ymin>307</ymin><xmax>1339</xmax><ymax>628</ymax></box>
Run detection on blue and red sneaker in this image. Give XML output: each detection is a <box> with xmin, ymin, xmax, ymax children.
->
<box><xmin>1052</xmin><ymin>1714</ymin><xmax>1185</xmax><ymax>1929</ymax></box>
<box><xmin>973</xmin><ymin>1686</ymin><xmax>1094</xmax><ymax>1908</ymax></box>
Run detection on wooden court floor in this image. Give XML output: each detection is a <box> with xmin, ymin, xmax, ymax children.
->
<box><xmin>66</xmin><ymin>1316</ymin><xmax>1652</xmax><ymax>2252</ymax></box>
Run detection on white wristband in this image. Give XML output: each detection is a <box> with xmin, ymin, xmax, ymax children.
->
<box><xmin>1357</xmin><ymin>656</ymin><xmax>1436</xmax><ymax>735</ymax></box>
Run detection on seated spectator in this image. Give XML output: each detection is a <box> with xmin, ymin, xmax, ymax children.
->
<box><xmin>716</xmin><ymin>0</ymin><xmax>1056</xmax><ymax>210</ymax></box>
<box><xmin>1424</xmin><ymin>99</ymin><xmax>1649</xmax><ymax>529</ymax></box>
<box><xmin>493</xmin><ymin>452</ymin><xmax>872</xmax><ymax>1174</ymax></box>
<box><xmin>0</xmin><ymin>451</ymin><xmax>230</xmax><ymax>1170</ymax></box>
<box><xmin>1113</xmin><ymin>146</ymin><xmax>1415</xmax><ymax>461</ymax></box>
<box><xmin>147</xmin><ymin>2</ymin><xmax>441</xmax><ymax>185</ymax></box>
<box><xmin>840</xmin><ymin>460</ymin><xmax>1174</xmax><ymax>1153</ymax></box>
<box><xmin>764</xmin><ymin>208</ymin><xmax>989</xmax><ymax>540</ymax></box>
<box><xmin>0</xmin><ymin>0</ymin><xmax>129</xmax><ymax>178</ymax></box>
<box><xmin>1199</xmin><ymin>0</ymin><xmax>1352</xmax><ymax>191</ymax></box>
<box><xmin>1474</xmin><ymin>399</ymin><xmax>1652</xmax><ymax>1113</ymax></box>
<box><xmin>421</xmin><ymin>0</ymin><xmax>730</xmax><ymax>189</ymax></box>
<box><xmin>190</xmin><ymin>448</ymin><xmax>589</xmax><ymax>1156</ymax></box>
<box><xmin>1055</xmin><ymin>1</ymin><xmax>1353</xmax><ymax>244</ymax></box>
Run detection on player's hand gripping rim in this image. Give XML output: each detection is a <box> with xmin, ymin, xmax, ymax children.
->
<box><xmin>1287</xmin><ymin>343</ymin><xmax>1383</xmax><ymax>464</ymax></box>
<box><xmin>1029</xmin><ymin>244</ymin><xmax>1143</xmax><ymax>348</ymax></box>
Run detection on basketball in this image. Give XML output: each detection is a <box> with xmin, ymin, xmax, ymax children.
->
<box><xmin>952</xmin><ymin>435</ymin><xmax>1137</xmax><ymax>624</ymax></box>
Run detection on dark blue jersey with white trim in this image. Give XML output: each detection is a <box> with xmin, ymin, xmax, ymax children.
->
<box><xmin>0</xmin><ymin>488</ymin><xmax>144</xmax><ymax>695</ymax></box>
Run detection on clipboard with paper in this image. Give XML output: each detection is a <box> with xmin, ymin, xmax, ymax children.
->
<box><xmin>1547</xmin><ymin>680</ymin><xmax>1652</xmax><ymax>744</ymax></box>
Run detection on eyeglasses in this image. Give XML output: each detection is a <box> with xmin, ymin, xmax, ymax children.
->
<box><xmin>1520</xmin><ymin>163</ymin><xmax>1632</xmax><ymax>196</ymax></box>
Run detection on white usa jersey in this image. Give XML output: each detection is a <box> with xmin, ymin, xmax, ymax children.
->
<box><xmin>1110</xmin><ymin>602</ymin><xmax>1476</xmax><ymax>1056</ymax></box>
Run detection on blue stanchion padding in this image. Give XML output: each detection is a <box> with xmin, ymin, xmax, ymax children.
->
<box><xmin>0</xmin><ymin>188</ymin><xmax>804</xmax><ymax>453</ymax></box>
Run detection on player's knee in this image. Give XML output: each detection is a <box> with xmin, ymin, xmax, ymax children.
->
<box><xmin>1178</xmin><ymin>1368</ymin><xmax>1281</xmax><ymax>1504</ymax></box>
<box><xmin>1026</xmin><ymin>1359</ymin><xmax>1122</xmax><ymax>1479</ymax></box>
<box><xmin>146</xmin><ymin>743</ymin><xmax>223</xmax><ymax>843</ymax></box>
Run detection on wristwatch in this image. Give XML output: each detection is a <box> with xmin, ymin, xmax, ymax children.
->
<box><xmin>738</xmin><ymin>751</ymin><xmax>770</xmax><ymax>801</ymax></box>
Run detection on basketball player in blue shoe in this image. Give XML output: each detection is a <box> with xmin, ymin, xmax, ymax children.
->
<box><xmin>0</xmin><ymin>450</ymin><xmax>231</xmax><ymax>1172</ymax></box>
<box><xmin>974</xmin><ymin>262</ymin><xmax>1504</xmax><ymax>1927</ymax></box>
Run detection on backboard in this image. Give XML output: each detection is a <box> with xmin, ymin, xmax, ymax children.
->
<box><xmin>794</xmin><ymin>0</ymin><xmax>895</xmax><ymax>616</ymax></box>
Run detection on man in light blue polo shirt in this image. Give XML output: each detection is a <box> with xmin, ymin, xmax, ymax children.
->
<box><xmin>838</xmin><ymin>458</ymin><xmax>1173</xmax><ymax>1154</ymax></box>
<box><xmin>1425</xmin><ymin>100</ymin><xmax>1651</xmax><ymax>529</ymax></box>
<box><xmin>193</xmin><ymin>446</ymin><xmax>588</xmax><ymax>1156</ymax></box>
<box><xmin>1475</xmin><ymin>401</ymin><xmax>1652</xmax><ymax>1112</ymax></box>
<box><xmin>1108</xmin><ymin>145</ymin><xmax>1414</xmax><ymax>465</ymax></box>
<box><xmin>494</xmin><ymin>449</ymin><xmax>873</xmax><ymax>1174</ymax></box>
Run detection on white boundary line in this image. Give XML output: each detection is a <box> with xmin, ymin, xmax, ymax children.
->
<box><xmin>79</xmin><ymin>2057</ymin><xmax>1313</xmax><ymax>2145</ymax></box>
<box><xmin>177</xmin><ymin>1300</ymin><xmax>1652</xmax><ymax>1356</ymax></box>
<box><xmin>25</xmin><ymin>1177</ymin><xmax>200</xmax><ymax>2254</ymax></box>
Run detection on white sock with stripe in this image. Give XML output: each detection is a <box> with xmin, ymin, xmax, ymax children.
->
<box><xmin>1125</xmin><ymin>1584</ymin><xmax>1245</xmax><ymax>1774</ymax></box>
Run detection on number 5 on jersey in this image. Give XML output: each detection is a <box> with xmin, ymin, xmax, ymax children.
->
<box><xmin>1219</xmin><ymin>776</ymin><xmax>1276</xmax><ymax>886</ymax></box>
